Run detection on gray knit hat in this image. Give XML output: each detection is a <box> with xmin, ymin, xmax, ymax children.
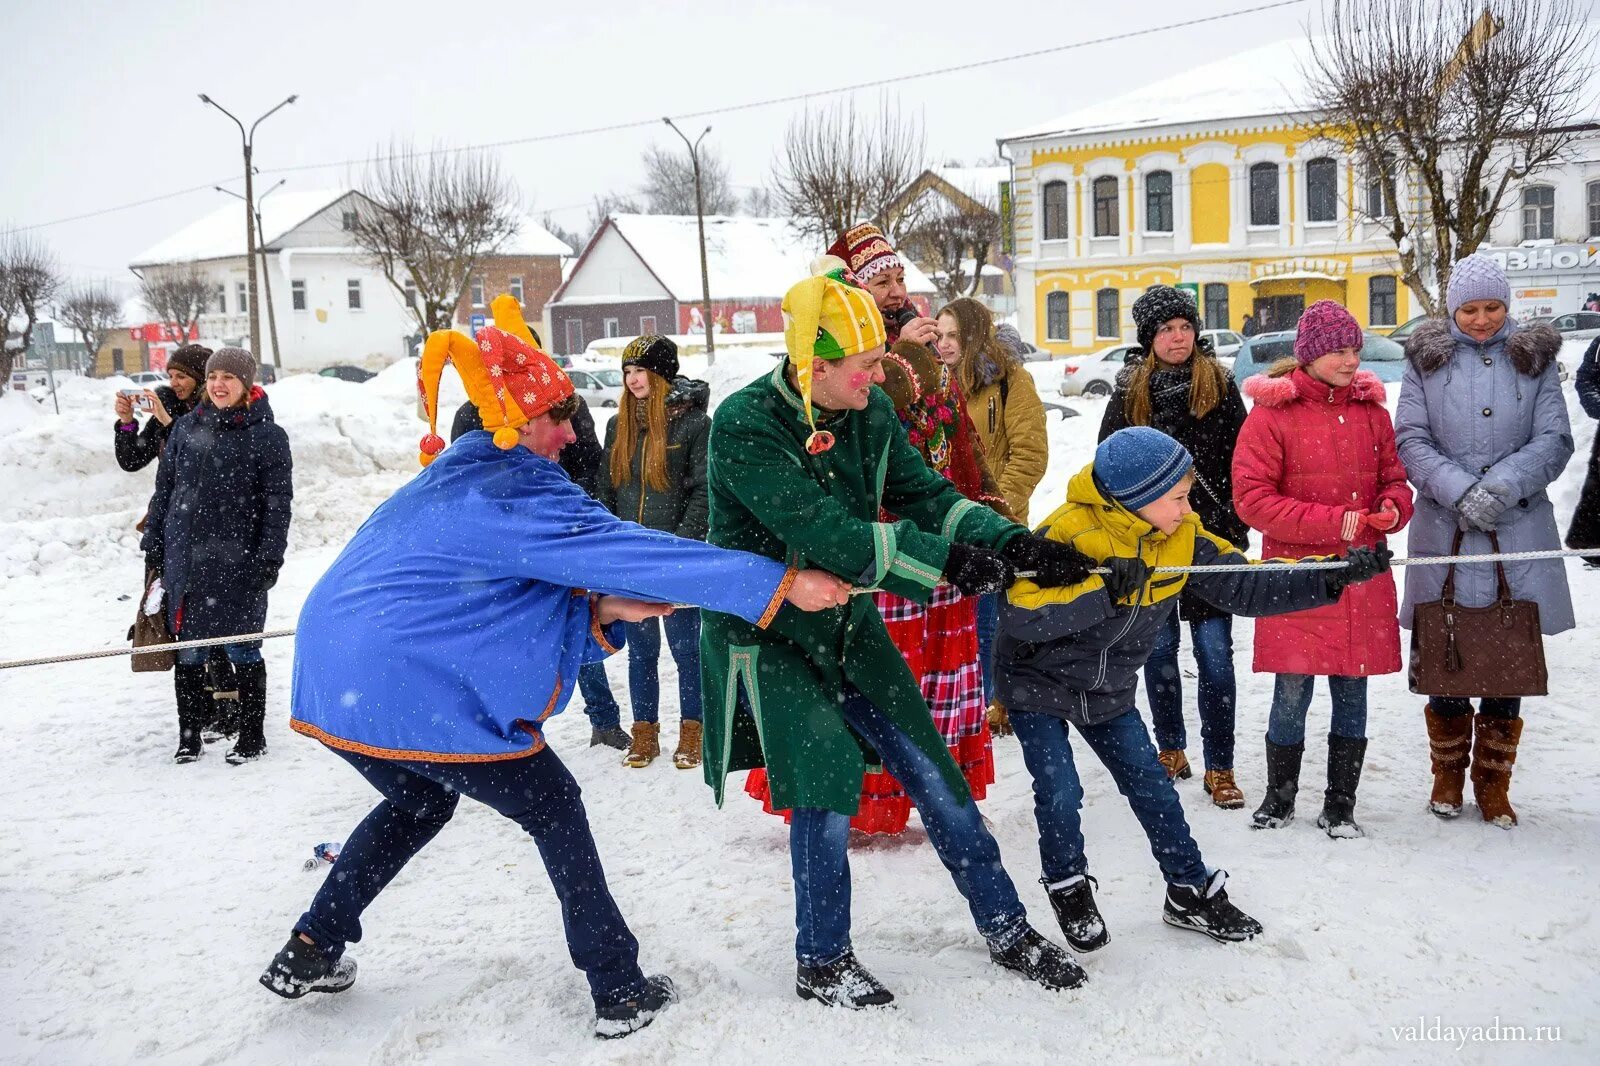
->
<box><xmin>205</xmin><ymin>346</ymin><xmax>257</xmax><ymax>389</ymax></box>
<box><xmin>1446</xmin><ymin>253</ymin><xmax>1510</xmax><ymax>316</ymax></box>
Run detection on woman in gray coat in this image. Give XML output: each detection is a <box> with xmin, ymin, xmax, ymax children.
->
<box><xmin>1397</xmin><ymin>253</ymin><xmax>1574</xmax><ymax>830</ymax></box>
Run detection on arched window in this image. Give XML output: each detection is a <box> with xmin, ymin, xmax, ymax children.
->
<box><xmin>1369</xmin><ymin>275</ymin><xmax>1397</xmax><ymax>327</ymax></box>
<box><xmin>1305</xmin><ymin>157</ymin><xmax>1338</xmax><ymax>223</ymax></box>
<box><xmin>1522</xmin><ymin>185</ymin><xmax>1555</xmax><ymax>241</ymax></box>
<box><xmin>1093</xmin><ymin>176</ymin><xmax>1120</xmax><ymax>237</ymax></box>
<box><xmin>1249</xmin><ymin>162</ymin><xmax>1280</xmax><ymax>226</ymax></box>
<box><xmin>1095</xmin><ymin>288</ymin><xmax>1120</xmax><ymax>339</ymax></box>
<box><xmin>1046</xmin><ymin>291</ymin><xmax>1070</xmax><ymax>339</ymax></box>
<box><xmin>1041</xmin><ymin>180</ymin><xmax>1070</xmax><ymax>241</ymax></box>
<box><xmin>1145</xmin><ymin>170</ymin><xmax>1173</xmax><ymax>232</ymax></box>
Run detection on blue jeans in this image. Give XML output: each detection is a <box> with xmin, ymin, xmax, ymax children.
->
<box><xmin>1145</xmin><ymin>612</ymin><xmax>1237</xmax><ymax>770</ymax></box>
<box><xmin>624</xmin><ymin>608</ymin><xmax>702</xmax><ymax>724</ymax></box>
<box><xmin>577</xmin><ymin>662</ymin><xmax>621</xmax><ymax>731</ymax></box>
<box><xmin>1266</xmin><ymin>674</ymin><xmax>1369</xmax><ymax>746</ymax></box>
<box><xmin>296</xmin><ymin>746</ymin><xmax>646</xmax><ymax>1008</ymax></box>
<box><xmin>1010</xmin><ymin>707</ymin><xmax>1208</xmax><ymax>889</ymax></box>
<box><xmin>176</xmin><ymin>643</ymin><xmax>262</xmax><ymax>666</ymax></box>
<box><xmin>779</xmin><ymin>687</ymin><xmax>1026</xmax><ymax>966</ymax></box>
<box><xmin>976</xmin><ymin>592</ymin><xmax>999</xmax><ymax>704</ymax></box>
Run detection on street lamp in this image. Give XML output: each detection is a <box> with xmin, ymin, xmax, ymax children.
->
<box><xmin>663</xmin><ymin>116</ymin><xmax>714</xmax><ymax>366</ymax></box>
<box><xmin>217</xmin><ymin>178</ymin><xmax>286</xmax><ymax>368</ymax></box>
<box><xmin>199</xmin><ymin>92</ymin><xmax>297</xmax><ymax>365</ymax></box>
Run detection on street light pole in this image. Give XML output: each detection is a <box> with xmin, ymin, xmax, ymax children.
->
<box><xmin>217</xmin><ymin>179</ymin><xmax>286</xmax><ymax>369</ymax></box>
<box><xmin>664</xmin><ymin>117</ymin><xmax>715</xmax><ymax>367</ymax></box>
<box><xmin>199</xmin><ymin>93</ymin><xmax>297</xmax><ymax>365</ymax></box>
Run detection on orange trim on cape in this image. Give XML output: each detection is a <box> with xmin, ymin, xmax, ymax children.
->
<box><xmin>290</xmin><ymin>679</ymin><xmax>565</xmax><ymax>763</ymax></box>
<box><xmin>588</xmin><ymin>595</ymin><xmax>622</xmax><ymax>655</ymax></box>
<box><xmin>758</xmin><ymin>567</ymin><xmax>798</xmax><ymax>629</ymax></box>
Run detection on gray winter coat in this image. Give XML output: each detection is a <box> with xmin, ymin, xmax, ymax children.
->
<box><xmin>1396</xmin><ymin>319</ymin><xmax>1574</xmax><ymax>634</ymax></box>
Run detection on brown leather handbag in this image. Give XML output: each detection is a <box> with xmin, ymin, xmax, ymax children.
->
<box><xmin>128</xmin><ymin>568</ymin><xmax>176</xmax><ymax>674</ymax></box>
<box><xmin>1409</xmin><ymin>532</ymin><xmax>1547</xmax><ymax>698</ymax></box>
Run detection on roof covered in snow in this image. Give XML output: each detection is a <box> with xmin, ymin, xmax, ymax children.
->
<box><xmin>500</xmin><ymin>214</ymin><xmax>575</xmax><ymax>258</ymax></box>
<box><xmin>130</xmin><ymin>189</ymin><xmax>358</xmax><ymax>267</ymax></box>
<box><xmin>932</xmin><ymin>166</ymin><xmax>1009</xmax><ymax>206</ymax></box>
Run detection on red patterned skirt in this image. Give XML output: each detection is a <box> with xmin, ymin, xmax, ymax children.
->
<box><xmin>744</xmin><ymin>582</ymin><xmax>993</xmax><ymax>834</ymax></box>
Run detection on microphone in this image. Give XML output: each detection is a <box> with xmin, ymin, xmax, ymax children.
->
<box><xmin>890</xmin><ymin>306</ymin><xmax>919</xmax><ymax>332</ymax></box>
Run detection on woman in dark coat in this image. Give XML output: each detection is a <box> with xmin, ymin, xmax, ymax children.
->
<box><xmin>1565</xmin><ymin>335</ymin><xmax>1600</xmax><ymax>561</ymax></box>
<box><xmin>1100</xmin><ymin>285</ymin><xmax>1250</xmax><ymax>809</ymax></box>
<box><xmin>142</xmin><ymin>346</ymin><xmax>293</xmax><ymax>765</ymax></box>
<box><xmin>112</xmin><ymin>344</ymin><xmax>211</xmax><ymax>472</ymax></box>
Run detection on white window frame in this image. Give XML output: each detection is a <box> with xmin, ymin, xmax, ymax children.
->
<box><xmin>236</xmin><ymin>281</ymin><xmax>250</xmax><ymax>315</ymax></box>
<box><xmin>508</xmin><ymin>275</ymin><xmax>524</xmax><ymax>304</ymax></box>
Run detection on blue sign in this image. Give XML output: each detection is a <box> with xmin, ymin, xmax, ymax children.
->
<box><xmin>469</xmin><ymin>313</ymin><xmax>486</xmax><ymax>338</ymax></box>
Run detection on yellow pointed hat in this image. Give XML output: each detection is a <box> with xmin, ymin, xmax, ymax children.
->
<box><xmin>782</xmin><ymin>260</ymin><xmax>886</xmax><ymax>453</ymax></box>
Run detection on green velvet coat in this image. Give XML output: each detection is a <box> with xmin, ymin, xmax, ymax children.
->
<box><xmin>700</xmin><ymin>362</ymin><xmax>1023</xmax><ymax>816</ymax></box>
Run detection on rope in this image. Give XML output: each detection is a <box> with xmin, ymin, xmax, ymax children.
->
<box><xmin>1</xmin><ymin>548</ymin><xmax>1595</xmax><ymax>672</ymax></box>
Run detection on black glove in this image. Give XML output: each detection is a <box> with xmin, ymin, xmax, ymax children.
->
<box><xmin>1325</xmin><ymin>545</ymin><xmax>1392</xmax><ymax>597</ymax></box>
<box><xmin>255</xmin><ymin>566</ymin><xmax>280</xmax><ymax>592</ymax></box>
<box><xmin>1102</xmin><ymin>556</ymin><xmax>1152</xmax><ymax>604</ymax></box>
<box><xmin>944</xmin><ymin>543</ymin><xmax>1016</xmax><ymax>597</ymax></box>
<box><xmin>144</xmin><ymin>553</ymin><xmax>163</xmax><ymax>579</ymax></box>
<box><xmin>1001</xmin><ymin>533</ymin><xmax>1094</xmax><ymax>588</ymax></box>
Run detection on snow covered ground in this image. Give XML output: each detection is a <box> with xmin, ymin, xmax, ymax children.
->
<box><xmin>1</xmin><ymin>354</ymin><xmax>1596</xmax><ymax>1064</ymax></box>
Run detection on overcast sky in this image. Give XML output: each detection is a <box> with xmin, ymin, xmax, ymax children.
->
<box><xmin>3</xmin><ymin>0</ymin><xmax>1319</xmax><ymax>295</ymax></box>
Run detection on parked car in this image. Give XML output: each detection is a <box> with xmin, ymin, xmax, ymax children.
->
<box><xmin>1529</xmin><ymin>311</ymin><xmax>1600</xmax><ymax>341</ymax></box>
<box><xmin>1059</xmin><ymin>342</ymin><xmax>1139</xmax><ymax>397</ymax></box>
<box><xmin>567</xmin><ymin>366</ymin><xmax>624</xmax><ymax>407</ymax></box>
<box><xmin>1237</xmin><ymin>329</ymin><xmax>1410</xmax><ymax>383</ymax></box>
<box><xmin>1012</xmin><ymin>338</ymin><xmax>1053</xmax><ymax>363</ymax></box>
<box><xmin>1386</xmin><ymin>315</ymin><xmax>1427</xmax><ymax>341</ymax></box>
<box><xmin>127</xmin><ymin>370</ymin><xmax>168</xmax><ymax>387</ymax></box>
<box><xmin>1200</xmin><ymin>329</ymin><xmax>1245</xmax><ymax>360</ymax></box>
<box><xmin>318</xmin><ymin>365</ymin><xmax>377</xmax><ymax>384</ymax></box>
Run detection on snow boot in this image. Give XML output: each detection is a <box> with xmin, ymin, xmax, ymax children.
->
<box><xmin>1203</xmin><ymin>769</ymin><xmax>1246</xmax><ymax>810</ymax></box>
<box><xmin>1158</xmin><ymin>749</ymin><xmax>1192</xmax><ymax>780</ymax></box>
<box><xmin>987</xmin><ymin>700</ymin><xmax>1014</xmax><ymax>737</ymax></box>
<box><xmin>204</xmin><ymin>651</ymin><xmax>240</xmax><ymax>741</ymax></box>
<box><xmin>226</xmin><ymin>662</ymin><xmax>268</xmax><ymax>765</ymax></box>
<box><xmin>589</xmin><ymin>725</ymin><xmax>630</xmax><ymax>750</ymax></box>
<box><xmin>1162</xmin><ymin>869</ymin><xmax>1263</xmax><ymax>943</ymax></box>
<box><xmin>622</xmin><ymin>722</ymin><xmax>660</xmax><ymax>768</ymax></box>
<box><xmin>673</xmin><ymin>720</ymin><xmax>703</xmax><ymax>770</ymax></box>
<box><xmin>1471</xmin><ymin>715</ymin><xmax>1523</xmax><ymax>829</ymax></box>
<box><xmin>795</xmin><ymin>951</ymin><xmax>895</xmax><ymax>1009</ymax></box>
<box><xmin>173</xmin><ymin>664</ymin><xmax>208</xmax><ymax>763</ymax></box>
<box><xmin>259</xmin><ymin>934</ymin><xmax>357</xmax><ymax>999</ymax></box>
<box><xmin>1425</xmin><ymin>705</ymin><xmax>1471</xmax><ymax>819</ymax></box>
<box><xmin>1044</xmin><ymin>874</ymin><xmax>1109</xmax><ymax>953</ymax></box>
<box><xmin>1316</xmin><ymin>734</ymin><xmax>1367</xmax><ymax>839</ymax></box>
<box><xmin>1251</xmin><ymin>740</ymin><xmax>1303</xmax><ymax>829</ymax></box>
<box><xmin>594</xmin><ymin>975</ymin><xmax>678</xmax><ymax>1039</ymax></box>
<box><xmin>988</xmin><ymin>922</ymin><xmax>1088</xmax><ymax>990</ymax></box>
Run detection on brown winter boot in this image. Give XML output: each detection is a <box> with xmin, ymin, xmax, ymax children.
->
<box><xmin>1470</xmin><ymin>716</ymin><xmax>1524</xmax><ymax>829</ymax></box>
<box><xmin>623</xmin><ymin>722</ymin><xmax>661</xmax><ymax>768</ymax></box>
<box><xmin>1158</xmin><ymin>749</ymin><xmax>1192</xmax><ymax>781</ymax></box>
<box><xmin>673</xmin><ymin>720</ymin><xmax>703</xmax><ymax>770</ymax></box>
<box><xmin>1203</xmin><ymin>769</ymin><xmax>1246</xmax><ymax>809</ymax></box>
<box><xmin>1424</xmin><ymin>705</ymin><xmax>1472</xmax><ymax>819</ymax></box>
<box><xmin>987</xmin><ymin>701</ymin><xmax>1014</xmax><ymax>737</ymax></box>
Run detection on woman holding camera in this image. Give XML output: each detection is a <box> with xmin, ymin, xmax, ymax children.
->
<box><xmin>113</xmin><ymin>344</ymin><xmax>211</xmax><ymax>472</ymax></box>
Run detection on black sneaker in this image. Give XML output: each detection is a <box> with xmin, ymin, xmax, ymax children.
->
<box><xmin>1163</xmin><ymin>870</ymin><xmax>1263</xmax><ymax>943</ymax></box>
<box><xmin>795</xmin><ymin>951</ymin><xmax>895</xmax><ymax>1009</ymax></box>
<box><xmin>1044</xmin><ymin>875</ymin><xmax>1109</xmax><ymax>953</ymax></box>
<box><xmin>594</xmin><ymin>974</ymin><xmax>677</xmax><ymax>1039</ymax></box>
<box><xmin>988</xmin><ymin>922</ymin><xmax>1089</xmax><ymax>990</ymax></box>
<box><xmin>589</xmin><ymin>726</ymin><xmax>630</xmax><ymax>750</ymax></box>
<box><xmin>259</xmin><ymin>934</ymin><xmax>357</xmax><ymax>999</ymax></box>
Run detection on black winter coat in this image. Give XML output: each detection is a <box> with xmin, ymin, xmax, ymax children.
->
<box><xmin>141</xmin><ymin>390</ymin><xmax>293</xmax><ymax>641</ymax></box>
<box><xmin>113</xmin><ymin>385</ymin><xmax>200</xmax><ymax>472</ymax></box>
<box><xmin>451</xmin><ymin>395</ymin><xmax>604</xmax><ymax>496</ymax></box>
<box><xmin>1567</xmin><ymin>337</ymin><xmax>1600</xmax><ymax>550</ymax></box>
<box><xmin>596</xmin><ymin>377</ymin><xmax>710</xmax><ymax>539</ymax></box>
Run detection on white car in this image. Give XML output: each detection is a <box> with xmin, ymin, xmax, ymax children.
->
<box><xmin>126</xmin><ymin>371</ymin><xmax>168</xmax><ymax>387</ymax></box>
<box><xmin>566</xmin><ymin>366</ymin><xmax>624</xmax><ymax>408</ymax></box>
<box><xmin>1059</xmin><ymin>343</ymin><xmax>1138</xmax><ymax>397</ymax></box>
<box><xmin>1200</xmin><ymin>329</ymin><xmax>1244</xmax><ymax>361</ymax></box>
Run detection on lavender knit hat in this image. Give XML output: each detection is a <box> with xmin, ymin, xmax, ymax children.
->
<box><xmin>1293</xmin><ymin>300</ymin><xmax>1364</xmax><ymax>366</ymax></box>
<box><xmin>1446</xmin><ymin>253</ymin><xmax>1511</xmax><ymax>316</ymax></box>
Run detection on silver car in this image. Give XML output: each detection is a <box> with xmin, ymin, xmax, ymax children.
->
<box><xmin>1059</xmin><ymin>343</ymin><xmax>1139</xmax><ymax>397</ymax></box>
<box><xmin>567</xmin><ymin>366</ymin><xmax>625</xmax><ymax>408</ymax></box>
<box><xmin>1200</xmin><ymin>329</ymin><xmax>1245</xmax><ymax>360</ymax></box>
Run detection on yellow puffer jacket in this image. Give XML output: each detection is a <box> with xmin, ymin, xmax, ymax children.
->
<box><xmin>966</xmin><ymin>361</ymin><xmax>1048</xmax><ymax>526</ymax></box>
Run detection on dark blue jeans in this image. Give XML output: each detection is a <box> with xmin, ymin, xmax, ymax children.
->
<box><xmin>1266</xmin><ymin>674</ymin><xmax>1368</xmax><ymax>746</ymax></box>
<box><xmin>1145</xmin><ymin>612</ymin><xmax>1236</xmax><ymax>770</ymax></box>
<box><xmin>779</xmin><ymin>687</ymin><xmax>1026</xmax><ymax>966</ymax></box>
<box><xmin>577</xmin><ymin>662</ymin><xmax>621</xmax><ymax>731</ymax></box>
<box><xmin>976</xmin><ymin>592</ymin><xmax>999</xmax><ymax>704</ymax></box>
<box><xmin>1010</xmin><ymin>707</ymin><xmax>1208</xmax><ymax>889</ymax></box>
<box><xmin>296</xmin><ymin>746</ymin><xmax>646</xmax><ymax>1008</ymax></box>
<box><xmin>176</xmin><ymin>642</ymin><xmax>262</xmax><ymax>666</ymax></box>
<box><xmin>624</xmin><ymin>608</ymin><xmax>702</xmax><ymax>724</ymax></box>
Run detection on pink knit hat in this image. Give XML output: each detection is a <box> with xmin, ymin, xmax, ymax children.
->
<box><xmin>1293</xmin><ymin>300</ymin><xmax>1364</xmax><ymax>366</ymax></box>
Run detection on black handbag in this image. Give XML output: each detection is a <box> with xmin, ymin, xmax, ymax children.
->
<box><xmin>1408</xmin><ymin>532</ymin><xmax>1547</xmax><ymax>697</ymax></box>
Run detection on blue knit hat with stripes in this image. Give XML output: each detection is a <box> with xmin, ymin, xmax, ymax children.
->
<box><xmin>1095</xmin><ymin>427</ymin><xmax>1194</xmax><ymax>511</ymax></box>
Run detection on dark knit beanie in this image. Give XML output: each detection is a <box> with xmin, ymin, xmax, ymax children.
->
<box><xmin>620</xmin><ymin>334</ymin><xmax>679</xmax><ymax>381</ymax></box>
<box><xmin>206</xmin><ymin>346</ymin><xmax>257</xmax><ymax>389</ymax></box>
<box><xmin>166</xmin><ymin>343</ymin><xmax>212</xmax><ymax>383</ymax></box>
<box><xmin>1094</xmin><ymin>426</ymin><xmax>1194</xmax><ymax>511</ymax></box>
<box><xmin>1293</xmin><ymin>300</ymin><xmax>1363</xmax><ymax>366</ymax></box>
<box><xmin>1131</xmin><ymin>285</ymin><xmax>1202</xmax><ymax>352</ymax></box>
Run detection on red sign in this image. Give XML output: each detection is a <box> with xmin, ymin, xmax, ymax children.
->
<box><xmin>131</xmin><ymin>322</ymin><xmax>199</xmax><ymax>343</ymax></box>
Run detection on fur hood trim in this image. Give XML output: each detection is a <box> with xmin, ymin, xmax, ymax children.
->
<box><xmin>1241</xmin><ymin>367</ymin><xmax>1385</xmax><ymax>407</ymax></box>
<box><xmin>1405</xmin><ymin>318</ymin><xmax>1561</xmax><ymax>376</ymax></box>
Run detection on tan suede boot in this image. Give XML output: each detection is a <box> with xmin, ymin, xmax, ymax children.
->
<box><xmin>1158</xmin><ymin>749</ymin><xmax>1192</xmax><ymax>781</ymax></box>
<box><xmin>1471</xmin><ymin>716</ymin><xmax>1524</xmax><ymax>829</ymax></box>
<box><xmin>1203</xmin><ymin>769</ymin><xmax>1246</xmax><ymax>809</ymax></box>
<box><xmin>1424</xmin><ymin>705</ymin><xmax>1472</xmax><ymax>818</ymax></box>
<box><xmin>987</xmin><ymin>701</ymin><xmax>1014</xmax><ymax>737</ymax></box>
<box><xmin>673</xmin><ymin>720</ymin><xmax>703</xmax><ymax>770</ymax></box>
<box><xmin>623</xmin><ymin>722</ymin><xmax>661</xmax><ymax>768</ymax></box>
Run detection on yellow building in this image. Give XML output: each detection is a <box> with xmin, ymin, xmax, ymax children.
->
<box><xmin>997</xmin><ymin>40</ymin><xmax>1410</xmax><ymax>356</ymax></box>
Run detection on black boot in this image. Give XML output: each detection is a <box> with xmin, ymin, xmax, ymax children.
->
<box><xmin>1251</xmin><ymin>740</ymin><xmax>1304</xmax><ymax>830</ymax></box>
<box><xmin>226</xmin><ymin>661</ymin><xmax>268</xmax><ymax>765</ymax></box>
<box><xmin>1317</xmin><ymin>734</ymin><xmax>1367</xmax><ymax>839</ymax></box>
<box><xmin>1044</xmin><ymin>874</ymin><xmax>1109</xmax><ymax>952</ymax></box>
<box><xmin>259</xmin><ymin>933</ymin><xmax>357</xmax><ymax>999</ymax></box>
<box><xmin>1163</xmin><ymin>869</ymin><xmax>1263</xmax><ymax>943</ymax></box>
<box><xmin>594</xmin><ymin>975</ymin><xmax>678</xmax><ymax>1039</ymax></box>
<box><xmin>204</xmin><ymin>651</ymin><xmax>240</xmax><ymax>741</ymax></box>
<box><xmin>589</xmin><ymin>725</ymin><xmax>630</xmax><ymax>750</ymax></box>
<box><xmin>795</xmin><ymin>951</ymin><xmax>895</xmax><ymax>1008</ymax></box>
<box><xmin>173</xmin><ymin>664</ymin><xmax>208</xmax><ymax>763</ymax></box>
<box><xmin>988</xmin><ymin>922</ymin><xmax>1089</xmax><ymax>990</ymax></box>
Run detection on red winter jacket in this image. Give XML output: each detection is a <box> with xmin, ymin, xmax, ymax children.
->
<box><xmin>1232</xmin><ymin>367</ymin><xmax>1414</xmax><ymax>676</ymax></box>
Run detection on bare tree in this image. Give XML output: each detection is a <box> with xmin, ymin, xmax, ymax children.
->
<box><xmin>639</xmin><ymin>143</ymin><xmax>740</xmax><ymax>216</ymax></box>
<box><xmin>348</xmin><ymin>142</ymin><xmax>521</xmax><ymax>333</ymax></box>
<box><xmin>742</xmin><ymin>184</ymin><xmax>779</xmax><ymax>217</ymax></box>
<box><xmin>541</xmin><ymin>212</ymin><xmax>584</xmax><ymax>256</ymax></box>
<box><xmin>56</xmin><ymin>283</ymin><xmax>123</xmax><ymax>371</ymax></box>
<box><xmin>1305</xmin><ymin>0</ymin><xmax>1594</xmax><ymax>314</ymax></box>
<box><xmin>0</xmin><ymin>231</ymin><xmax>62</xmax><ymax>382</ymax></box>
<box><xmin>771</xmin><ymin>97</ymin><xmax>927</xmax><ymax>246</ymax></box>
<box><xmin>903</xmin><ymin>200</ymin><xmax>1003</xmax><ymax>302</ymax></box>
<box><xmin>137</xmin><ymin>266</ymin><xmax>210</xmax><ymax>347</ymax></box>
<box><xmin>581</xmin><ymin>191</ymin><xmax>642</xmax><ymax>250</ymax></box>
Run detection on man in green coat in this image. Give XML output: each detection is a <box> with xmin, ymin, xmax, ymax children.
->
<box><xmin>700</xmin><ymin>264</ymin><xmax>1104</xmax><ymax>1008</ymax></box>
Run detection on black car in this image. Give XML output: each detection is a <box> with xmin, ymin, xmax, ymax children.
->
<box><xmin>319</xmin><ymin>365</ymin><xmax>376</xmax><ymax>383</ymax></box>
